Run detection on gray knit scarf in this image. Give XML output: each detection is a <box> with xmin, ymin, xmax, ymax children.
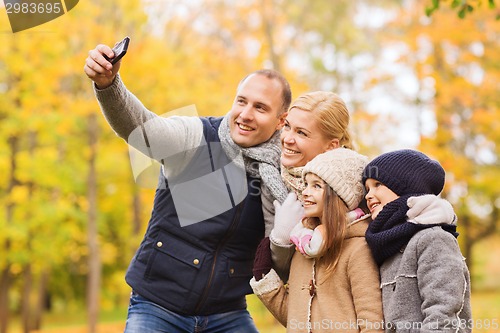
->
<box><xmin>218</xmin><ymin>113</ymin><xmax>289</xmax><ymax>204</ymax></box>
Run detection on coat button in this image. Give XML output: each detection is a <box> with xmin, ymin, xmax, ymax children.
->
<box><xmin>193</xmin><ymin>259</ymin><xmax>200</xmax><ymax>265</ymax></box>
<box><xmin>156</xmin><ymin>241</ymin><xmax>163</xmax><ymax>248</ymax></box>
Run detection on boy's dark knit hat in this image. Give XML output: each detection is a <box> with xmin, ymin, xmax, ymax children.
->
<box><xmin>362</xmin><ymin>149</ymin><xmax>445</xmax><ymax>196</ymax></box>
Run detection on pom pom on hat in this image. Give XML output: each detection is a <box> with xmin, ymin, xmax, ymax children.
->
<box><xmin>362</xmin><ymin>149</ymin><xmax>445</xmax><ymax>196</ymax></box>
<box><xmin>302</xmin><ymin>148</ymin><xmax>368</xmax><ymax>210</ymax></box>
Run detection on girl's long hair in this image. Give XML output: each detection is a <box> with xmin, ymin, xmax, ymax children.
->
<box><xmin>303</xmin><ymin>185</ymin><xmax>349</xmax><ymax>280</ymax></box>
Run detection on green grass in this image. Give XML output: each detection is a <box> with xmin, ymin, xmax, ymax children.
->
<box><xmin>9</xmin><ymin>307</ymin><xmax>128</xmax><ymax>333</ymax></box>
<box><xmin>471</xmin><ymin>290</ymin><xmax>500</xmax><ymax>332</ymax></box>
<box><xmin>248</xmin><ymin>294</ymin><xmax>286</xmax><ymax>333</ymax></box>
<box><xmin>8</xmin><ymin>290</ymin><xmax>500</xmax><ymax>333</ymax></box>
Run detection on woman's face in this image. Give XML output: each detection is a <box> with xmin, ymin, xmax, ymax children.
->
<box><xmin>280</xmin><ymin>109</ymin><xmax>338</xmax><ymax>168</ymax></box>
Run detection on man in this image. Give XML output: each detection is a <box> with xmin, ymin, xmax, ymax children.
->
<box><xmin>84</xmin><ymin>43</ymin><xmax>291</xmax><ymax>332</ymax></box>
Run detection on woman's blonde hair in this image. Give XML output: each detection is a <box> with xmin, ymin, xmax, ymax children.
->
<box><xmin>288</xmin><ymin>91</ymin><xmax>352</xmax><ymax>149</ymax></box>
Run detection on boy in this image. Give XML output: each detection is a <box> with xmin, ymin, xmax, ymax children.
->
<box><xmin>363</xmin><ymin>149</ymin><xmax>472</xmax><ymax>332</ymax></box>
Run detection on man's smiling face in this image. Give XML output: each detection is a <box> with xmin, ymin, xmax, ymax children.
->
<box><xmin>229</xmin><ymin>73</ymin><xmax>286</xmax><ymax>148</ymax></box>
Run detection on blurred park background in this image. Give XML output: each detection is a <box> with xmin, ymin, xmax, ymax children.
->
<box><xmin>1</xmin><ymin>0</ymin><xmax>499</xmax><ymax>332</ymax></box>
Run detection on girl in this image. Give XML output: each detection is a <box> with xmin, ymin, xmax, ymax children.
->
<box><xmin>251</xmin><ymin>148</ymin><xmax>384</xmax><ymax>333</ymax></box>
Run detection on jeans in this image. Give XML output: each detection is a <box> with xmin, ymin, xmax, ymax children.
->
<box><xmin>124</xmin><ymin>291</ymin><xmax>260</xmax><ymax>333</ymax></box>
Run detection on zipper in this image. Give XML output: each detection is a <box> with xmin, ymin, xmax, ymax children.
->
<box><xmin>194</xmin><ymin>201</ymin><xmax>245</xmax><ymax>313</ymax></box>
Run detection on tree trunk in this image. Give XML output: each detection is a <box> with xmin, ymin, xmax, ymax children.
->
<box><xmin>21</xmin><ymin>264</ymin><xmax>33</xmax><ymax>333</ymax></box>
<box><xmin>33</xmin><ymin>269</ymin><xmax>50</xmax><ymax>330</ymax></box>
<box><xmin>131</xmin><ymin>183</ymin><xmax>142</xmax><ymax>267</ymax></box>
<box><xmin>460</xmin><ymin>214</ymin><xmax>475</xmax><ymax>285</ymax></box>
<box><xmin>0</xmin><ymin>267</ymin><xmax>11</xmax><ymax>333</ymax></box>
<box><xmin>261</xmin><ymin>0</ymin><xmax>281</xmax><ymax>71</ymax></box>
<box><xmin>132</xmin><ymin>184</ymin><xmax>142</xmax><ymax>236</ymax></box>
<box><xmin>463</xmin><ymin>238</ymin><xmax>474</xmax><ymax>290</ymax></box>
<box><xmin>21</xmin><ymin>131</ymin><xmax>37</xmax><ymax>333</ymax></box>
<box><xmin>87</xmin><ymin>113</ymin><xmax>101</xmax><ymax>333</ymax></box>
<box><xmin>0</xmin><ymin>136</ymin><xmax>20</xmax><ymax>333</ymax></box>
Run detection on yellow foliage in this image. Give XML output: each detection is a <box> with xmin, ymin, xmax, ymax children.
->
<box><xmin>9</xmin><ymin>185</ymin><xmax>30</xmax><ymax>204</ymax></box>
<box><xmin>100</xmin><ymin>242</ymin><xmax>118</xmax><ymax>265</ymax></box>
<box><xmin>1</xmin><ymin>1</ymin><xmax>498</xmax><ymax>327</ymax></box>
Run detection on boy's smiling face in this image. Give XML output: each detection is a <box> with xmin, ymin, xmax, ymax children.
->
<box><xmin>364</xmin><ymin>178</ymin><xmax>400</xmax><ymax>219</ymax></box>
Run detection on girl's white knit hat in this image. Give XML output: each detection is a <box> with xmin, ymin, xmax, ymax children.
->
<box><xmin>302</xmin><ymin>148</ymin><xmax>368</xmax><ymax>210</ymax></box>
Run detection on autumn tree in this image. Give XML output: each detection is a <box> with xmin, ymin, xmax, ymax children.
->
<box><xmin>0</xmin><ymin>0</ymin><xmax>148</xmax><ymax>331</ymax></box>
<box><xmin>1</xmin><ymin>0</ymin><xmax>309</xmax><ymax>331</ymax></box>
<box><xmin>371</xmin><ymin>1</ymin><xmax>500</xmax><ymax>281</ymax></box>
<box><xmin>425</xmin><ymin>0</ymin><xmax>499</xmax><ymax>19</ymax></box>
<box><xmin>6</xmin><ymin>0</ymin><xmax>497</xmax><ymax>331</ymax></box>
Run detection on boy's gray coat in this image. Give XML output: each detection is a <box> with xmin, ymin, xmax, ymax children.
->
<box><xmin>380</xmin><ymin>226</ymin><xmax>472</xmax><ymax>332</ymax></box>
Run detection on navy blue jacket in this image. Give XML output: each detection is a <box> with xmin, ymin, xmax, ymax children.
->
<box><xmin>125</xmin><ymin>117</ymin><xmax>265</xmax><ymax>315</ymax></box>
